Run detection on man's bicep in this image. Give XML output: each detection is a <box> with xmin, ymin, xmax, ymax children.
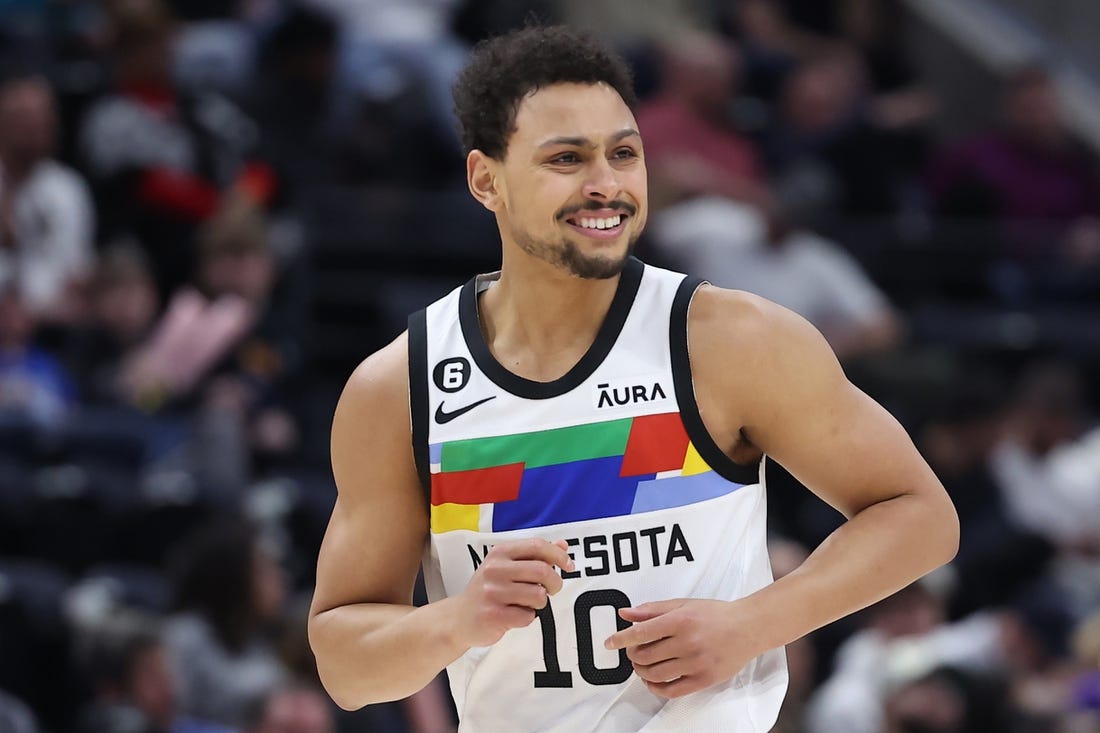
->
<box><xmin>740</xmin><ymin>308</ymin><xmax>939</xmax><ymax>518</ymax></box>
<box><xmin>313</xmin><ymin>340</ymin><xmax>428</xmax><ymax>616</ymax></box>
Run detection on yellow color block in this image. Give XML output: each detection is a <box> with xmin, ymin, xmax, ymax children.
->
<box><xmin>431</xmin><ymin>502</ymin><xmax>480</xmax><ymax>533</ymax></box>
<box><xmin>682</xmin><ymin>442</ymin><xmax>711</xmax><ymax>476</ymax></box>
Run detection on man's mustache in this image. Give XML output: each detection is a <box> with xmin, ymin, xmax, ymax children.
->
<box><xmin>556</xmin><ymin>201</ymin><xmax>638</xmax><ymax>220</ymax></box>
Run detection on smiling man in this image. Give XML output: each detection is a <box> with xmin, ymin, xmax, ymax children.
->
<box><xmin>308</xmin><ymin>25</ymin><xmax>959</xmax><ymax>733</ymax></box>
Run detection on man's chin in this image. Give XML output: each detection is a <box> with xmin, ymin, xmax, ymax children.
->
<box><xmin>561</xmin><ymin>249</ymin><xmax>630</xmax><ymax>280</ymax></box>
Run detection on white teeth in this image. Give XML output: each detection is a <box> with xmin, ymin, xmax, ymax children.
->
<box><xmin>576</xmin><ymin>215</ymin><xmax>622</xmax><ymax>230</ymax></box>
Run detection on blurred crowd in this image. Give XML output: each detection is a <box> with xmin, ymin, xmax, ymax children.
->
<box><xmin>0</xmin><ymin>0</ymin><xmax>1097</xmax><ymax>732</ymax></box>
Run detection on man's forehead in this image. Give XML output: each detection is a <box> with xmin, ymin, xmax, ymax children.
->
<box><xmin>510</xmin><ymin>82</ymin><xmax>637</xmax><ymax>147</ymax></box>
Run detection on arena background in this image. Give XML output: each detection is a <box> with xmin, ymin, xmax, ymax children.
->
<box><xmin>0</xmin><ymin>0</ymin><xmax>1099</xmax><ymax>731</ymax></box>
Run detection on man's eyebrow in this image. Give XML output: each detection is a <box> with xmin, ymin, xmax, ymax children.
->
<box><xmin>536</xmin><ymin>128</ymin><xmax>641</xmax><ymax>149</ymax></box>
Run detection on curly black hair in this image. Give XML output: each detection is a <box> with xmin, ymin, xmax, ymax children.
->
<box><xmin>453</xmin><ymin>25</ymin><xmax>637</xmax><ymax>159</ymax></box>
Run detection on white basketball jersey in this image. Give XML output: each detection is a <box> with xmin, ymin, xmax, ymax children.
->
<box><xmin>408</xmin><ymin>259</ymin><xmax>788</xmax><ymax>732</ymax></box>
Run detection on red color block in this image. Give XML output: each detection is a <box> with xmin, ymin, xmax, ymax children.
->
<box><xmin>620</xmin><ymin>413</ymin><xmax>690</xmax><ymax>477</ymax></box>
<box><xmin>432</xmin><ymin>463</ymin><xmax>525</xmax><ymax>506</ymax></box>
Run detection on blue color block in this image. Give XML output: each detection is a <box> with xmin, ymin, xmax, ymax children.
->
<box><xmin>492</xmin><ymin>456</ymin><xmax>653</xmax><ymax>532</ymax></box>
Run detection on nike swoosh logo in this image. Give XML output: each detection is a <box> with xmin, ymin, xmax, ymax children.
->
<box><xmin>434</xmin><ymin>396</ymin><xmax>497</xmax><ymax>424</ymax></box>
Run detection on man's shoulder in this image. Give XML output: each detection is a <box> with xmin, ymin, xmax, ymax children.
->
<box><xmin>689</xmin><ymin>284</ymin><xmax>779</xmax><ymax>339</ymax></box>
<box><xmin>335</xmin><ymin>332</ymin><xmax>413</xmax><ymax>437</ymax></box>
<box><xmin>687</xmin><ymin>284</ymin><xmax>831</xmax><ymax>374</ymax></box>
<box><xmin>344</xmin><ymin>331</ymin><xmax>410</xmax><ymax>399</ymax></box>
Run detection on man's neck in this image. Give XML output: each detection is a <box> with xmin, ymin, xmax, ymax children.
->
<box><xmin>478</xmin><ymin>255</ymin><xmax>623</xmax><ymax>383</ymax></box>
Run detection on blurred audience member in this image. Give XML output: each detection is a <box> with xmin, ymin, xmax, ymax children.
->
<box><xmin>991</xmin><ymin>361</ymin><xmax>1100</xmax><ymax>557</ymax></box>
<box><xmin>171</xmin><ymin>0</ymin><xmax>259</xmax><ymax>97</ymax></box>
<box><xmin>767</xmin><ymin>46</ymin><xmax>920</xmax><ymax>215</ymax></box>
<box><xmin>883</xmin><ymin>668</ymin><xmax>967</xmax><ymax>733</ymax></box>
<box><xmin>990</xmin><ymin>361</ymin><xmax>1100</xmax><ymax>620</ymax></box>
<box><xmin>805</xmin><ymin>580</ymin><xmax>1009</xmax><ymax>733</ymax></box>
<box><xmin>0</xmin><ymin>73</ymin><xmax>95</xmax><ymax>324</ymax></box>
<box><xmin>0</xmin><ymin>689</ymin><xmax>38</xmax><ymax>733</ymax></box>
<box><xmin>917</xmin><ymin>375</ymin><xmax>1055</xmax><ymax>618</ymax></box>
<box><xmin>651</xmin><ymin>188</ymin><xmax>901</xmax><ymax>361</ymax></box>
<box><xmin>303</xmin><ymin>0</ymin><xmax>467</xmax><ymax>162</ymax></box>
<box><xmin>165</xmin><ymin>519</ymin><xmax>288</xmax><ymax>727</ymax></box>
<box><xmin>637</xmin><ymin>32</ymin><xmax>770</xmax><ymax>210</ymax></box>
<box><xmin>242</xmin><ymin>685</ymin><xmax>334</xmax><ymax>733</ymax></box>
<box><xmin>0</xmin><ymin>278</ymin><xmax>76</xmax><ymax>424</ymax></box>
<box><xmin>836</xmin><ymin>0</ymin><xmax>937</xmax><ymax>136</ymax></box>
<box><xmin>76</xmin><ymin>611</ymin><xmax>233</xmax><ymax>733</ymax></box>
<box><xmin>69</xmin><ymin>242</ymin><xmax>160</xmax><ymax>406</ymax></box>
<box><xmin>245</xmin><ymin>6</ymin><xmax>339</xmax><ymax>208</ymax></box>
<box><xmin>722</xmin><ymin>0</ymin><xmax>830</xmax><ymax>102</ymax></box>
<box><xmin>926</xmin><ymin>64</ymin><xmax>1100</xmax><ymax>299</ymax></box>
<box><xmin>192</xmin><ymin>198</ymin><xmax>302</xmax><ymax>467</ymax></box>
<box><xmin>79</xmin><ymin>0</ymin><xmax>274</xmax><ymax>296</ymax></box>
<box><xmin>881</xmin><ymin>665</ymin><xmax>1012</xmax><ymax>733</ymax></box>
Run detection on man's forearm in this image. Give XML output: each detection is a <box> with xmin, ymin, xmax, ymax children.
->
<box><xmin>309</xmin><ymin>596</ymin><xmax>470</xmax><ymax>710</ymax></box>
<box><xmin>741</xmin><ymin>490</ymin><xmax>959</xmax><ymax>656</ymax></box>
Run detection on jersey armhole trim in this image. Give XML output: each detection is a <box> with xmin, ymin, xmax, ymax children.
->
<box><xmin>670</xmin><ymin>278</ymin><xmax>762</xmax><ymax>486</ymax></box>
<box><xmin>408</xmin><ymin>308</ymin><xmax>431</xmax><ymax>504</ymax></box>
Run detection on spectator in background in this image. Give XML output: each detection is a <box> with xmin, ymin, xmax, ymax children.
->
<box><xmin>916</xmin><ymin>377</ymin><xmax>1055</xmax><ymax>619</ymax></box>
<box><xmin>242</xmin><ymin>685</ymin><xmax>334</xmax><ymax>733</ymax></box>
<box><xmin>880</xmin><ymin>666</ymin><xmax>1006</xmax><ymax>733</ymax></box>
<box><xmin>721</xmin><ymin>0</ymin><xmax>831</xmax><ymax>103</ymax></box>
<box><xmin>79</xmin><ymin>0</ymin><xmax>275</xmax><ymax>296</ymax></box>
<box><xmin>650</xmin><ymin>181</ymin><xmax>902</xmax><ymax>362</ymax></box>
<box><xmin>0</xmin><ymin>689</ymin><xmax>38</xmax><ymax>733</ymax></box>
<box><xmin>245</xmin><ymin>5</ymin><xmax>339</xmax><ymax>208</ymax></box>
<box><xmin>637</xmin><ymin>32</ymin><xmax>771</xmax><ymax>210</ymax></box>
<box><xmin>165</xmin><ymin>520</ymin><xmax>288</xmax><ymax>727</ymax></box>
<box><xmin>0</xmin><ymin>72</ymin><xmax>95</xmax><ymax>324</ymax></box>
<box><xmin>69</xmin><ymin>241</ymin><xmax>161</xmax><ymax>407</ymax></box>
<box><xmin>76</xmin><ymin>612</ymin><xmax>233</xmax><ymax>733</ymax></box>
<box><xmin>301</xmin><ymin>0</ymin><xmax>467</xmax><ymax>162</ymax></box>
<box><xmin>0</xmin><ymin>278</ymin><xmax>76</xmax><ymax>424</ymax></box>
<box><xmin>767</xmin><ymin>46</ymin><xmax>916</xmax><ymax>216</ymax></box>
<box><xmin>191</xmin><ymin>197</ymin><xmax>302</xmax><ymax>470</ymax></box>
<box><xmin>989</xmin><ymin>361</ymin><xmax>1100</xmax><ymax>619</ymax></box>
<box><xmin>926</xmin><ymin>64</ymin><xmax>1100</xmax><ymax>301</ymax></box>
<box><xmin>804</xmin><ymin>580</ymin><xmax>1011</xmax><ymax>733</ymax></box>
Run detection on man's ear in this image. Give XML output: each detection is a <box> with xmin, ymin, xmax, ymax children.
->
<box><xmin>467</xmin><ymin>150</ymin><xmax>502</xmax><ymax>212</ymax></box>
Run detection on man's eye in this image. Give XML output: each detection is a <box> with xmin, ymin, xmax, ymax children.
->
<box><xmin>613</xmin><ymin>147</ymin><xmax>637</xmax><ymax>159</ymax></box>
<box><xmin>552</xmin><ymin>153</ymin><xmax>580</xmax><ymax>164</ymax></box>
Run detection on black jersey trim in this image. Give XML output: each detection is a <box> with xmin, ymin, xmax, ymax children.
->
<box><xmin>669</xmin><ymin>278</ymin><xmax>762</xmax><ymax>485</ymax></box>
<box><xmin>458</xmin><ymin>257</ymin><xmax>645</xmax><ymax>400</ymax></box>
<box><xmin>408</xmin><ymin>308</ymin><xmax>432</xmax><ymax>502</ymax></box>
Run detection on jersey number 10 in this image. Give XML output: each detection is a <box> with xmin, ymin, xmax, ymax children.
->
<box><xmin>534</xmin><ymin>589</ymin><xmax>633</xmax><ymax>688</ymax></box>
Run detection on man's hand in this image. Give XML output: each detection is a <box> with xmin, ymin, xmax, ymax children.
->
<box><xmin>452</xmin><ymin>539</ymin><xmax>574</xmax><ymax>649</ymax></box>
<box><xmin>604</xmin><ymin>598</ymin><xmax>761</xmax><ymax>699</ymax></box>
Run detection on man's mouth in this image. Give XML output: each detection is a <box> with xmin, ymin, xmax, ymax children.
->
<box><xmin>563</xmin><ymin>211</ymin><xmax>630</xmax><ymax>238</ymax></box>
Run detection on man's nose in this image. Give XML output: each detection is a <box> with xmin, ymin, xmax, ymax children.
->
<box><xmin>582</xmin><ymin>156</ymin><xmax>621</xmax><ymax>200</ymax></box>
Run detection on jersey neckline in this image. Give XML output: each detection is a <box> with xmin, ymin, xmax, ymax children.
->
<box><xmin>458</xmin><ymin>257</ymin><xmax>645</xmax><ymax>400</ymax></box>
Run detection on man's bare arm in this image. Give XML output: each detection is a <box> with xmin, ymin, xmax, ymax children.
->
<box><xmin>308</xmin><ymin>334</ymin><xmax>465</xmax><ymax>709</ymax></box>
<box><xmin>309</xmin><ymin>334</ymin><xmax>574</xmax><ymax>710</ymax></box>
<box><xmin>607</xmin><ymin>287</ymin><xmax>958</xmax><ymax>698</ymax></box>
<box><xmin>694</xmin><ymin>287</ymin><xmax>959</xmax><ymax>652</ymax></box>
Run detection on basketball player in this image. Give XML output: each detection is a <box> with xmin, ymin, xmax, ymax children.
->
<box><xmin>309</xmin><ymin>25</ymin><xmax>959</xmax><ymax>732</ymax></box>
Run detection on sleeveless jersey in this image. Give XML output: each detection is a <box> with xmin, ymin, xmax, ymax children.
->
<box><xmin>408</xmin><ymin>258</ymin><xmax>787</xmax><ymax>733</ymax></box>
